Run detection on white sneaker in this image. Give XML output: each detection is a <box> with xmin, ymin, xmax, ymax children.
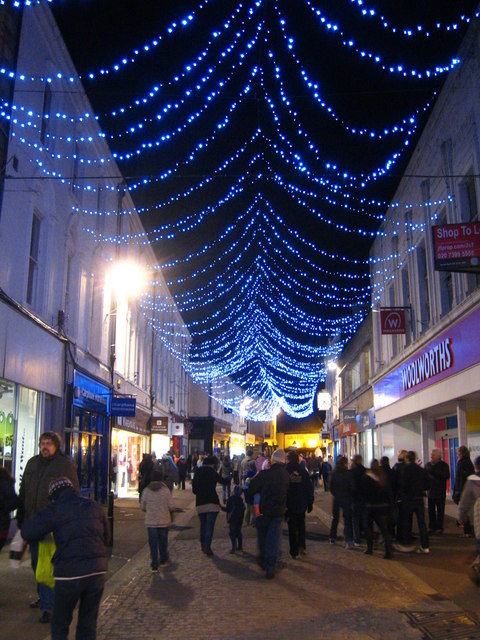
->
<box><xmin>416</xmin><ymin>547</ymin><xmax>430</xmax><ymax>554</ymax></box>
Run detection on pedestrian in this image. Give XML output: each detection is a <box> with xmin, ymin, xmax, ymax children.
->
<box><xmin>225</xmin><ymin>485</ymin><xmax>246</xmax><ymax>553</ymax></box>
<box><xmin>391</xmin><ymin>450</ymin><xmax>407</xmax><ymax>544</ymax></box>
<box><xmin>362</xmin><ymin>460</ymin><xmax>394</xmax><ymax>559</ymax></box>
<box><xmin>192</xmin><ymin>455</ymin><xmax>222</xmax><ymax>556</ymax></box>
<box><xmin>453</xmin><ymin>446</ymin><xmax>475</xmax><ymax>536</ymax></box>
<box><xmin>0</xmin><ymin>466</ymin><xmax>19</xmax><ymax>552</ymax></box>
<box><xmin>17</xmin><ymin>431</ymin><xmax>80</xmax><ymax>623</ymax></box>
<box><xmin>255</xmin><ymin>444</ymin><xmax>268</xmax><ymax>473</ymax></box>
<box><xmin>321</xmin><ymin>456</ymin><xmax>332</xmax><ymax>492</ymax></box>
<box><xmin>219</xmin><ymin>454</ymin><xmax>233</xmax><ymax>503</ymax></box>
<box><xmin>243</xmin><ymin>462</ymin><xmax>256</xmax><ymax>527</ymax></box>
<box><xmin>329</xmin><ymin>456</ymin><xmax>354</xmax><ymax>549</ymax></box>
<box><xmin>397</xmin><ymin>451</ymin><xmax>430</xmax><ymax>554</ymax></box>
<box><xmin>306</xmin><ymin>453</ymin><xmax>320</xmax><ymax>489</ymax></box>
<box><xmin>161</xmin><ymin>455</ymin><xmax>179</xmax><ymax>492</ymax></box>
<box><xmin>21</xmin><ymin>476</ymin><xmax>109</xmax><ymax>640</ymax></box>
<box><xmin>141</xmin><ymin>468</ymin><xmax>177</xmax><ymax>571</ymax></box>
<box><xmin>350</xmin><ymin>454</ymin><xmax>367</xmax><ymax>545</ymax></box>
<box><xmin>177</xmin><ymin>455</ymin><xmax>188</xmax><ymax>490</ymax></box>
<box><xmin>138</xmin><ymin>453</ymin><xmax>154</xmax><ymax>501</ymax></box>
<box><xmin>240</xmin><ymin>449</ymin><xmax>254</xmax><ymax>482</ymax></box>
<box><xmin>247</xmin><ymin>448</ymin><xmax>290</xmax><ymax>579</ymax></box>
<box><xmin>285</xmin><ymin>450</ymin><xmax>314</xmax><ymax>558</ymax></box>
<box><xmin>458</xmin><ymin>455</ymin><xmax>480</xmax><ymax>581</ymax></box>
<box><xmin>425</xmin><ymin>448</ymin><xmax>450</xmax><ymax>534</ymax></box>
<box><xmin>232</xmin><ymin>455</ymin><xmax>240</xmax><ymax>486</ymax></box>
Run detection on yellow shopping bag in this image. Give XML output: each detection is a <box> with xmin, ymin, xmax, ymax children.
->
<box><xmin>35</xmin><ymin>535</ymin><xmax>55</xmax><ymax>588</ymax></box>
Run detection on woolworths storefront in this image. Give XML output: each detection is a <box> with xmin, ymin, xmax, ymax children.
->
<box><xmin>372</xmin><ymin>303</ymin><xmax>480</xmax><ymax>483</ymax></box>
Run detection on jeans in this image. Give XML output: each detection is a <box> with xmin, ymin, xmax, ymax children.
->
<box><xmin>329</xmin><ymin>498</ymin><xmax>353</xmax><ymax>543</ymax></box>
<box><xmin>366</xmin><ymin>505</ymin><xmax>393</xmax><ymax>556</ymax></box>
<box><xmin>401</xmin><ymin>498</ymin><xmax>429</xmax><ymax>549</ymax></box>
<box><xmin>30</xmin><ymin>540</ymin><xmax>54</xmax><ymax>613</ymax></box>
<box><xmin>287</xmin><ymin>513</ymin><xmax>306</xmax><ymax>557</ymax></box>
<box><xmin>147</xmin><ymin>527</ymin><xmax>169</xmax><ymax>568</ymax></box>
<box><xmin>427</xmin><ymin>497</ymin><xmax>446</xmax><ymax>531</ymax></box>
<box><xmin>222</xmin><ymin>479</ymin><xmax>232</xmax><ymax>503</ymax></box>
<box><xmin>51</xmin><ymin>574</ymin><xmax>105</xmax><ymax>640</ymax></box>
<box><xmin>198</xmin><ymin>511</ymin><xmax>218</xmax><ymax>551</ymax></box>
<box><xmin>256</xmin><ymin>515</ymin><xmax>283</xmax><ymax>575</ymax></box>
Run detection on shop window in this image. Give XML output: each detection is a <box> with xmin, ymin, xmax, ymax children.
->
<box><xmin>416</xmin><ymin>242</ymin><xmax>430</xmax><ymax>333</ymax></box>
<box><xmin>0</xmin><ymin>379</ymin><xmax>15</xmax><ymax>476</ymax></box>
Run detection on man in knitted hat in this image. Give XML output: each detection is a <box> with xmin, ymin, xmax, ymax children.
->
<box><xmin>17</xmin><ymin>431</ymin><xmax>79</xmax><ymax>623</ymax></box>
<box><xmin>247</xmin><ymin>448</ymin><xmax>290</xmax><ymax>579</ymax></box>
<box><xmin>21</xmin><ymin>475</ymin><xmax>110</xmax><ymax>639</ymax></box>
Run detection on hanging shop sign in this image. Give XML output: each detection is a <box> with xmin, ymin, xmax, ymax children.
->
<box><xmin>169</xmin><ymin>422</ymin><xmax>184</xmax><ymax>437</ymax></box>
<box><xmin>380</xmin><ymin>309</ymin><xmax>406</xmax><ymax>335</ymax></box>
<box><xmin>151</xmin><ymin>416</ymin><xmax>168</xmax><ymax>434</ymax></box>
<box><xmin>111</xmin><ymin>395</ymin><xmax>137</xmax><ymax>417</ymax></box>
<box><xmin>72</xmin><ymin>370</ymin><xmax>109</xmax><ymax>414</ymax></box>
<box><xmin>317</xmin><ymin>391</ymin><xmax>331</xmax><ymax>411</ymax></box>
<box><xmin>342</xmin><ymin>409</ymin><xmax>356</xmax><ymax>423</ymax></box>
<box><xmin>432</xmin><ymin>222</ymin><xmax>480</xmax><ymax>273</ymax></box>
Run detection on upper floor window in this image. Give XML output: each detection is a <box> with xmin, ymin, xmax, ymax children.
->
<box><xmin>416</xmin><ymin>242</ymin><xmax>430</xmax><ymax>333</ymax></box>
<box><xmin>26</xmin><ymin>209</ymin><xmax>41</xmax><ymax>306</ymax></box>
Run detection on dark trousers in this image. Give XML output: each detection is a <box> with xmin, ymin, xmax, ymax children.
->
<box><xmin>330</xmin><ymin>498</ymin><xmax>353</xmax><ymax>543</ymax></box>
<box><xmin>366</xmin><ymin>505</ymin><xmax>393</xmax><ymax>556</ymax></box>
<box><xmin>229</xmin><ymin>524</ymin><xmax>243</xmax><ymax>551</ymax></box>
<box><xmin>178</xmin><ymin>477</ymin><xmax>186</xmax><ymax>490</ymax></box>
<box><xmin>256</xmin><ymin>515</ymin><xmax>283</xmax><ymax>575</ymax></box>
<box><xmin>198</xmin><ymin>511</ymin><xmax>218</xmax><ymax>551</ymax></box>
<box><xmin>322</xmin><ymin>474</ymin><xmax>330</xmax><ymax>492</ymax></box>
<box><xmin>401</xmin><ymin>498</ymin><xmax>429</xmax><ymax>549</ymax></box>
<box><xmin>287</xmin><ymin>512</ymin><xmax>306</xmax><ymax>557</ymax></box>
<box><xmin>147</xmin><ymin>527</ymin><xmax>169</xmax><ymax>568</ymax></box>
<box><xmin>30</xmin><ymin>540</ymin><xmax>54</xmax><ymax>613</ymax></box>
<box><xmin>427</xmin><ymin>497</ymin><xmax>446</xmax><ymax>531</ymax></box>
<box><xmin>352</xmin><ymin>501</ymin><xmax>367</xmax><ymax>543</ymax></box>
<box><xmin>51</xmin><ymin>574</ymin><xmax>105</xmax><ymax>640</ymax></box>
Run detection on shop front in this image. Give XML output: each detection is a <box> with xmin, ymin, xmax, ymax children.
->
<box><xmin>284</xmin><ymin>432</ymin><xmax>324</xmax><ymax>452</ymax></box>
<box><xmin>112</xmin><ymin>406</ymin><xmax>150</xmax><ymax>498</ymax></box>
<box><xmin>229</xmin><ymin>431</ymin><xmax>246</xmax><ymax>456</ymax></box>
<box><xmin>374</xmin><ymin>303</ymin><xmax>480</xmax><ymax>469</ymax></box>
<box><xmin>151</xmin><ymin>416</ymin><xmax>170</xmax><ymax>459</ymax></box>
<box><xmin>357</xmin><ymin>408</ymin><xmax>377</xmax><ymax>465</ymax></box>
<box><xmin>0</xmin><ymin>299</ymin><xmax>64</xmax><ymax>491</ymax></box>
<box><xmin>338</xmin><ymin>421</ymin><xmax>357</xmax><ymax>459</ymax></box>
<box><xmin>66</xmin><ymin>369</ymin><xmax>110</xmax><ymax>503</ymax></box>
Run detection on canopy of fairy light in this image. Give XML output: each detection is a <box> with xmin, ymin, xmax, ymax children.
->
<box><xmin>6</xmin><ymin>0</ymin><xmax>479</xmax><ymax>419</ymax></box>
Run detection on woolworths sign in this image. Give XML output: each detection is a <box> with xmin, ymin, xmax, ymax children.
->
<box><xmin>401</xmin><ymin>339</ymin><xmax>453</xmax><ymax>391</ymax></box>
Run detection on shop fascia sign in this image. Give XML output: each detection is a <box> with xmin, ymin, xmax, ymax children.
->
<box><xmin>401</xmin><ymin>338</ymin><xmax>453</xmax><ymax>391</ymax></box>
<box><xmin>111</xmin><ymin>395</ymin><xmax>137</xmax><ymax>417</ymax></box>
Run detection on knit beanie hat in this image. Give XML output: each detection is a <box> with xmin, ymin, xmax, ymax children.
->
<box><xmin>271</xmin><ymin>449</ymin><xmax>286</xmax><ymax>465</ymax></box>
<box><xmin>48</xmin><ymin>476</ymin><xmax>74</xmax><ymax>501</ymax></box>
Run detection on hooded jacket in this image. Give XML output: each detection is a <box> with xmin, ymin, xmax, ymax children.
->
<box><xmin>140</xmin><ymin>480</ymin><xmax>173</xmax><ymax>528</ymax></box>
<box><xmin>21</xmin><ymin>488</ymin><xmax>109</xmax><ymax>578</ymax></box>
<box><xmin>247</xmin><ymin>463</ymin><xmax>290</xmax><ymax>518</ymax></box>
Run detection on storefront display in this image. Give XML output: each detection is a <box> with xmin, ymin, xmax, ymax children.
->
<box><xmin>112</xmin><ymin>407</ymin><xmax>150</xmax><ymax>498</ymax></box>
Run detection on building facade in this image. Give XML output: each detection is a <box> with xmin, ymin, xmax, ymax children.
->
<box><xmin>0</xmin><ymin>5</ymin><xmax>190</xmax><ymax>499</ymax></box>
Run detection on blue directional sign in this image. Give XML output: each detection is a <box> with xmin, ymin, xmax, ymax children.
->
<box><xmin>111</xmin><ymin>395</ymin><xmax>137</xmax><ymax>417</ymax></box>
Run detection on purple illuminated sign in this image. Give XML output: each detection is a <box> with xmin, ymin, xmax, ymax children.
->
<box><xmin>374</xmin><ymin>305</ymin><xmax>480</xmax><ymax>411</ymax></box>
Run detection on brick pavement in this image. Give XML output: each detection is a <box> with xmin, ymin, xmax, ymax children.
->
<box><xmin>93</xmin><ymin>490</ymin><xmax>459</xmax><ymax>640</ymax></box>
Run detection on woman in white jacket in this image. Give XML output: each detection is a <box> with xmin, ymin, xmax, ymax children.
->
<box><xmin>140</xmin><ymin>468</ymin><xmax>174</xmax><ymax>571</ymax></box>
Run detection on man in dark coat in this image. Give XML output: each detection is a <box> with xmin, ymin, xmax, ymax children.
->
<box><xmin>21</xmin><ymin>476</ymin><xmax>110</xmax><ymax>640</ymax></box>
<box><xmin>329</xmin><ymin>456</ymin><xmax>354</xmax><ymax>548</ymax></box>
<box><xmin>192</xmin><ymin>455</ymin><xmax>222</xmax><ymax>556</ymax></box>
<box><xmin>247</xmin><ymin>449</ymin><xmax>290</xmax><ymax>579</ymax></box>
<box><xmin>397</xmin><ymin>451</ymin><xmax>430</xmax><ymax>553</ymax></box>
<box><xmin>17</xmin><ymin>431</ymin><xmax>79</xmax><ymax>622</ymax></box>
<box><xmin>425</xmin><ymin>449</ymin><xmax>450</xmax><ymax>533</ymax></box>
<box><xmin>285</xmin><ymin>450</ymin><xmax>314</xmax><ymax>558</ymax></box>
<box><xmin>350</xmin><ymin>454</ymin><xmax>367</xmax><ymax>545</ymax></box>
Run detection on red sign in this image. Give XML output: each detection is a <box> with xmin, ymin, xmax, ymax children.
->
<box><xmin>380</xmin><ymin>309</ymin><xmax>406</xmax><ymax>335</ymax></box>
<box><xmin>433</xmin><ymin>222</ymin><xmax>480</xmax><ymax>273</ymax></box>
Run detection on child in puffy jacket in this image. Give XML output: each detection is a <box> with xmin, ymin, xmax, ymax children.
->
<box><xmin>225</xmin><ymin>485</ymin><xmax>246</xmax><ymax>553</ymax></box>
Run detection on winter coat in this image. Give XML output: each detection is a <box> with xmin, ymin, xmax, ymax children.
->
<box><xmin>177</xmin><ymin>459</ymin><xmax>188</xmax><ymax>480</ymax></box>
<box><xmin>140</xmin><ymin>480</ymin><xmax>173</xmax><ymax>528</ymax></box>
<box><xmin>220</xmin><ymin>459</ymin><xmax>233</xmax><ymax>481</ymax></box>
<box><xmin>458</xmin><ymin>473</ymin><xmax>480</xmax><ymax>535</ymax></box>
<box><xmin>17</xmin><ymin>451</ymin><xmax>80</xmax><ymax>525</ymax></box>
<box><xmin>361</xmin><ymin>471</ymin><xmax>394</xmax><ymax>508</ymax></box>
<box><xmin>192</xmin><ymin>465</ymin><xmax>222</xmax><ymax>508</ymax></box>
<box><xmin>350</xmin><ymin>464</ymin><xmax>367</xmax><ymax>502</ymax></box>
<box><xmin>453</xmin><ymin>456</ymin><xmax>475</xmax><ymax>504</ymax></box>
<box><xmin>329</xmin><ymin>466</ymin><xmax>354</xmax><ymax>504</ymax></box>
<box><xmin>425</xmin><ymin>460</ymin><xmax>450</xmax><ymax>500</ymax></box>
<box><xmin>247</xmin><ymin>463</ymin><xmax>290</xmax><ymax>518</ymax></box>
<box><xmin>240</xmin><ymin>454</ymin><xmax>254</xmax><ymax>479</ymax></box>
<box><xmin>225</xmin><ymin>494</ymin><xmax>245</xmax><ymax>528</ymax></box>
<box><xmin>21</xmin><ymin>488</ymin><xmax>109</xmax><ymax>578</ymax></box>
<box><xmin>285</xmin><ymin>461</ymin><xmax>314</xmax><ymax>515</ymax></box>
<box><xmin>398</xmin><ymin>463</ymin><xmax>430</xmax><ymax>501</ymax></box>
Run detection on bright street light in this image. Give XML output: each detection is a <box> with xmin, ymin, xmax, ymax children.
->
<box><xmin>106</xmin><ymin>260</ymin><xmax>146</xmax><ymax>300</ymax></box>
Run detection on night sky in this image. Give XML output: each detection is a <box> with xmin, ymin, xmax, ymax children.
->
<box><xmin>46</xmin><ymin>0</ymin><xmax>479</xmax><ymax>418</ymax></box>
